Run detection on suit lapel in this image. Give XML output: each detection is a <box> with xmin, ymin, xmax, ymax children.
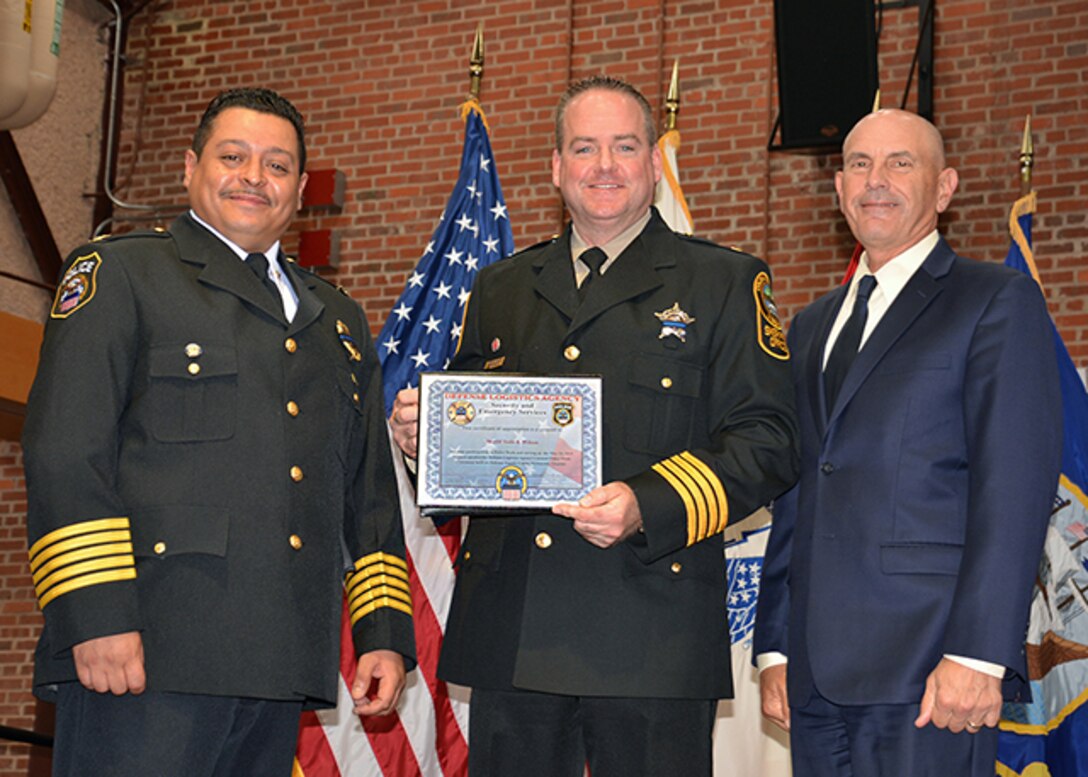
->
<box><xmin>808</xmin><ymin>287</ymin><xmax>848</xmax><ymax>434</ymax></box>
<box><xmin>566</xmin><ymin>214</ymin><xmax>671</xmax><ymax>338</ymax></box>
<box><xmin>283</xmin><ymin>258</ymin><xmax>326</xmax><ymax>336</ymax></box>
<box><xmin>825</xmin><ymin>239</ymin><xmax>955</xmax><ymax>426</ymax></box>
<box><xmin>172</xmin><ymin>213</ymin><xmax>288</xmax><ymax>325</ymax></box>
<box><xmin>531</xmin><ymin>234</ymin><xmax>580</xmax><ymax>322</ymax></box>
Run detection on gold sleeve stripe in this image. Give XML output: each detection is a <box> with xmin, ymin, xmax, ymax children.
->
<box><xmin>678</xmin><ymin>451</ymin><xmax>729</xmax><ymax>534</ymax></box>
<box><xmin>347</xmin><ymin>575</ymin><xmax>411</xmax><ymax>605</ymax></box>
<box><xmin>349</xmin><ymin>559</ymin><xmax>410</xmax><ymax>584</ymax></box>
<box><xmin>652</xmin><ymin>452</ymin><xmax>730</xmax><ymax>545</ymax></box>
<box><xmin>669</xmin><ymin>454</ymin><xmax>723</xmax><ymax>540</ymax></box>
<box><xmin>38</xmin><ymin>567</ymin><xmax>137</xmax><ymax>609</ymax></box>
<box><xmin>35</xmin><ymin>555</ymin><xmax>135</xmax><ymax>600</ymax></box>
<box><xmin>352</xmin><ymin>551</ymin><xmax>408</xmax><ymax>573</ymax></box>
<box><xmin>651</xmin><ymin>460</ymin><xmax>699</xmax><ymax>544</ymax></box>
<box><xmin>350</xmin><ymin>596</ymin><xmax>414</xmax><ymax>625</ymax></box>
<box><xmin>29</xmin><ymin>517</ymin><xmax>131</xmax><ymax>563</ymax></box>
<box><xmin>348</xmin><ymin>586</ymin><xmax>413</xmax><ymax>622</ymax></box>
<box><xmin>30</xmin><ymin>529</ymin><xmax>133</xmax><ymax>574</ymax></box>
<box><xmin>345</xmin><ymin>566</ymin><xmax>410</xmax><ymax>595</ymax></box>
<box><xmin>349</xmin><ymin>584</ymin><xmax>412</xmax><ymax>613</ymax></box>
<box><xmin>31</xmin><ymin>541</ymin><xmax>134</xmax><ymax>585</ymax></box>
<box><xmin>657</xmin><ymin>457</ymin><xmax>710</xmax><ymax>543</ymax></box>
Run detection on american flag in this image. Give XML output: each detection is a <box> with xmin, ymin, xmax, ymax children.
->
<box><xmin>294</xmin><ymin>100</ymin><xmax>514</xmax><ymax>777</ymax></box>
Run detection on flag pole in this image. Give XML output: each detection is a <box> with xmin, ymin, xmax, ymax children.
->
<box><xmin>663</xmin><ymin>58</ymin><xmax>679</xmax><ymax>132</ymax></box>
<box><xmin>469</xmin><ymin>23</ymin><xmax>484</xmax><ymax>100</ymax></box>
<box><xmin>1019</xmin><ymin>114</ymin><xmax>1033</xmax><ymax>197</ymax></box>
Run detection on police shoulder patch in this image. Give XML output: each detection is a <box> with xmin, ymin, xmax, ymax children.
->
<box><xmin>51</xmin><ymin>252</ymin><xmax>103</xmax><ymax>319</ymax></box>
<box><xmin>753</xmin><ymin>271</ymin><xmax>788</xmax><ymax>360</ymax></box>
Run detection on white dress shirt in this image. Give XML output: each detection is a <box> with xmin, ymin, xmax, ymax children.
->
<box><xmin>190</xmin><ymin>210</ymin><xmax>299</xmax><ymax>322</ymax></box>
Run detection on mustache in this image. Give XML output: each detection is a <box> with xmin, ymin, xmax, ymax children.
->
<box><xmin>221</xmin><ymin>188</ymin><xmax>271</xmax><ymax>205</ymax></box>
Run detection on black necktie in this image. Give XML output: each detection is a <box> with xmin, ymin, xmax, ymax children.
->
<box><xmin>824</xmin><ymin>274</ymin><xmax>877</xmax><ymax>412</ymax></box>
<box><xmin>578</xmin><ymin>247</ymin><xmax>607</xmax><ymax>303</ymax></box>
<box><xmin>244</xmin><ymin>252</ymin><xmax>282</xmax><ymax>307</ymax></box>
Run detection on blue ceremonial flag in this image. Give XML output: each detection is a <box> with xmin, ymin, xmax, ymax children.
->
<box><xmin>997</xmin><ymin>191</ymin><xmax>1088</xmax><ymax>777</ymax></box>
<box><xmin>377</xmin><ymin>100</ymin><xmax>515</xmax><ymax>414</ymax></box>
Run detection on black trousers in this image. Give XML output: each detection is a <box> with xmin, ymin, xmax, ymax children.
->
<box><xmin>468</xmin><ymin>687</ymin><xmax>717</xmax><ymax>777</ymax></box>
<box><xmin>51</xmin><ymin>682</ymin><xmax>304</xmax><ymax>777</ymax></box>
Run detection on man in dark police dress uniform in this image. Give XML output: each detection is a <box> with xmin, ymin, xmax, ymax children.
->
<box><xmin>390</xmin><ymin>75</ymin><xmax>799</xmax><ymax>776</ymax></box>
<box><xmin>23</xmin><ymin>88</ymin><xmax>415</xmax><ymax>777</ymax></box>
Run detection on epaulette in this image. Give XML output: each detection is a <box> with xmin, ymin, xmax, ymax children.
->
<box><xmin>286</xmin><ymin>256</ymin><xmax>350</xmax><ymax>296</ymax></box>
<box><xmin>520</xmin><ymin>234</ymin><xmax>561</xmax><ymax>252</ymax></box>
<box><xmin>677</xmin><ymin>233</ymin><xmax>749</xmax><ymax>255</ymax></box>
<box><xmin>90</xmin><ymin>226</ymin><xmax>171</xmax><ymax>243</ymax></box>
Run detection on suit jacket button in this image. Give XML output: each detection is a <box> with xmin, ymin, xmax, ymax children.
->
<box><xmin>670</xmin><ymin>562</ymin><xmax>682</xmax><ymax>574</ymax></box>
<box><xmin>564</xmin><ymin>345</ymin><xmax>580</xmax><ymax>362</ymax></box>
<box><xmin>286</xmin><ymin>401</ymin><xmax>300</xmax><ymax>417</ymax></box>
<box><xmin>187</xmin><ymin>362</ymin><xmax>201</xmax><ymax>376</ymax></box>
<box><xmin>284</xmin><ymin>337</ymin><xmax>298</xmax><ymax>353</ymax></box>
<box><xmin>820</xmin><ymin>462</ymin><xmax>835</xmax><ymax>475</ymax></box>
<box><xmin>535</xmin><ymin>532</ymin><xmax>552</xmax><ymax>549</ymax></box>
<box><xmin>289</xmin><ymin>534</ymin><xmax>303</xmax><ymax>550</ymax></box>
<box><xmin>153</xmin><ymin>541</ymin><xmax>166</xmax><ymax>555</ymax></box>
<box><xmin>661</xmin><ymin>376</ymin><xmax>673</xmax><ymax>389</ymax></box>
<box><xmin>290</xmin><ymin>465</ymin><xmax>304</xmax><ymax>482</ymax></box>
<box><xmin>184</xmin><ymin>342</ymin><xmax>202</xmax><ymax>358</ymax></box>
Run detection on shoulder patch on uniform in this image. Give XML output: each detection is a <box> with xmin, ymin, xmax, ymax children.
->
<box><xmin>753</xmin><ymin>271</ymin><xmax>789</xmax><ymax>360</ymax></box>
<box><xmin>51</xmin><ymin>252</ymin><xmax>103</xmax><ymax>319</ymax></box>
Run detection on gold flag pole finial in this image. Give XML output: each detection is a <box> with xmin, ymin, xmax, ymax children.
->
<box><xmin>1019</xmin><ymin>114</ymin><xmax>1034</xmax><ymax>196</ymax></box>
<box><xmin>872</xmin><ymin>89</ymin><xmax>881</xmax><ymax>113</ymax></box>
<box><xmin>469</xmin><ymin>23</ymin><xmax>484</xmax><ymax>100</ymax></box>
<box><xmin>663</xmin><ymin>59</ymin><xmax>680</xmax><ymax>132</ymax></box>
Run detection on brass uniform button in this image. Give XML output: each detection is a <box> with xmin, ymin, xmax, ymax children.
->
<box><xmin>463</xmin><ymin>550</ymin><xmax>472</xmax><ymax>561</ymax></box>
<box><xmin>352</xmin><ymin>392</ymin><xmax>360</xmax><ymax>403</ymax></box>
<box><xmin>289</xmin><ymin>534</ymin><xmax>303</xmax><ymax>550</ymax></box>
<box><xmin>660</xmin><ymin>376</ymin><xmax>673</xmax><ymax>389</ymax></box>
<box><xmin>534</xmin><ymin>532</ymin><xmax>552</xmax><ymax>549</ymax></box>
<box><xmin>350</xmin><ymin>374</ymin><xmax>358</xmax><ymax>385</ymax></box>
<box><xmin>187</xmin><ymin>362</ymin><xmax>201</xmax><ymax>376</ymax></box>
<box><xmin>184</xmin><ymin>343</ymin><xmax>202</xmax><ymax>358</ymax></box>
<box><xmin>670</xmin><ymin>562</ymin><xmax>683</xmax><ymax>574</ymax></box>
<box><xmin>284</xmin><ymin>338</ymin><xmax>298</xmax><ymax>353</ymax></box>
<box><xmin>290</xmin><ymin>466</ymin><xmax>304</xmax><ymax>482</ymax></box>
<box><xmin>286</xmin><ymin>401</ymin><xmax>300</xmax><ymax>417</ymax></box>
<box><xmin>563</xmin><ymin>345</ymin><xmax>580</xmax><ymax>362</ymax></box>
<box><xmin>153</xmin><ymin>542</ymin><xmax>166</xmax><ymax>555</ymax></box>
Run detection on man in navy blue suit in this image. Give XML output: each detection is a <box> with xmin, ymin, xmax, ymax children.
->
<box><xmin>754</xmin><ymin>109</ymin><xmax>1062</xmax><ymax>776</ymax></box>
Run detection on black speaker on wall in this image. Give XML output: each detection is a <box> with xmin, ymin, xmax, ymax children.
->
<box><xmin>772</xmin><ymin>0</ymin><xmax>879</xmax><ymax>151</ymax></box>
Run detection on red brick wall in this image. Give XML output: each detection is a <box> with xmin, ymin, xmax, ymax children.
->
<box><xmin>0</xmin><ymin>0</ymin><xmax>1085</xmax><ymax>772</ymax></box>
<box><xmin>0</xmin><ymin>443</ymin><xmax>40</xmax><ymax>775</ymax></box>
<box><xmin>104</xmin><ymin>0</ymin><xmax>1088</xmax><ymax>353</ymax></box>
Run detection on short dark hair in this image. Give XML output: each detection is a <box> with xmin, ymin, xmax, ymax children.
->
<box><xmin>555</xmin><ymin>75</ymin><xmax>657</xmax><ymax>151</ymax></box>
<box><xmin>192</xmin><ymin>87</ymin><xmax>307</xmax><ymax>173</ymax></box>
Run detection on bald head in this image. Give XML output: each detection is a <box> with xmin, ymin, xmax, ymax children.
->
<box><xmin>843</xmin><ymin>109</ymin><xmax>947</xmax><ymax>168</ymax></box>
<box><xmin>835</xmin><ymin>109</ymin><xmax>958</xmax><ymax>270</ymax></box>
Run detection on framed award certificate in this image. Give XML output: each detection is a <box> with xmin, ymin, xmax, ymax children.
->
<box><xmin>416</xmin><ymin>372</ymin><xmax>603</xmax><ymax>515</ymax></box>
